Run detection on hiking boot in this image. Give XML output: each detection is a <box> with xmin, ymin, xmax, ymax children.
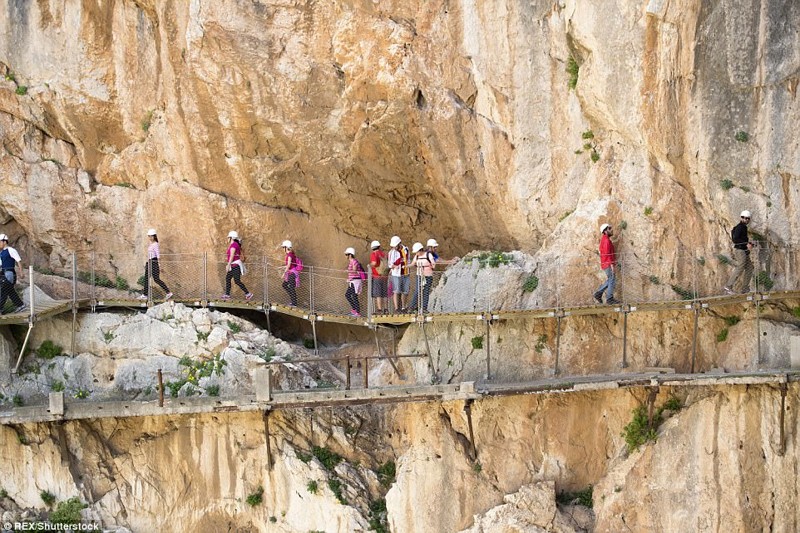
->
<box><xmin>220</xmin><ymin>294</ymin><xmax>231</xmax><ymax>300</ymax></box>
<box><xmin>723</xmin><ymin>286</ymin><xmax>734</xmax><ymax>295</ymax></box>
<box><xmin>14</xmin><ymin>305</ymin><xmax>26</xmax><ymax>314</ymax></box>
<box><xmin>138</xmin><ymin>294</ymin><xmax>148</xmax><ymax>300</ymax></box>
<box><xmin>606</xmin><ymin>297</ymin><xmax>621</xmax><ymax>305</ymax></box>
<box><xmin>245</xmin><ymin>293</ymin><xmax>254</xmax><ymax>301</ymax></box>
<box><xmin>350</xmin><ymin>310</ymin><xmax>362</xmax><ymax>317</ymax></box>
<box><xmin>165</xmin><ymin>292</ymin><xmax>173</xmax><ymax>300</ymax></box>
<box><xmin>593</xmin><ymin>291</ymin><xmax>603</xmax><ymax>304</ymax></box>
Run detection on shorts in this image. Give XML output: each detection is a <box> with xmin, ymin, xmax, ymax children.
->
<box><xmin>392</xmin><ymin>275</ymin><xmax>410</xmax><ymax>295</ymax></box>
<box><xmin>371</xmin><ymin>277</ymin><xmax>388</xmax><ymax>297</ymax></box>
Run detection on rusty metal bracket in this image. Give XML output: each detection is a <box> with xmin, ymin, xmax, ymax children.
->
<box><xmin>464</xmin><ymin>399</ymin><xmax>477</xmax><ymax>461</ymax></box>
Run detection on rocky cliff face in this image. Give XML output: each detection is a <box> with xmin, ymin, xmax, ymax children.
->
<box><xmin>0</xmin><ymin>0</ymin><xmax>797</xmax><ymax>275</ymax></box>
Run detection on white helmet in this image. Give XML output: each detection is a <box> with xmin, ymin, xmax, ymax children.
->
<box><xmin>0</xmin><ymin>234</ymin><xmax>8</xmax><ymax>241</ymax></box>
<box><xmin>370</xmin><ymin>240</ymin><xmax>381</xmax><ymax>249</ymax></box>
<box><xmin>281</xmin><ymin>240</ymin><xmax>292</xmax><ymax>249</ymax></box>
<box><xmin>600</xmin><ymin>223</ymin><xmax>611</xmax><ymax>233</ymax></box>
<box><xmin>740</xmin><ymin>210</ymin><xmax>751</xmax><ymax>218</ymax></box>
<box><xmin>390</xmin><ymin>235</ymin><xmax>401</xmax><ymax>247</ymax></box>
<box><xmin>228</xmin><ymin>230</ymin><xmax>239</xmax><ymax>239</ymax></box>
<box><xmin>344</xmin><ymin>247</ymin><xmax>356</xmax><ymax>256</ymax></box>
<box><xmin>426</xmin><ymin>238</ymin><xmax>439</xmax><ymax>247</ymax></box>
<box><xmin>412</xmin><ymin>242</ymin><xmax>424</xmax><ymax>253</ymax></box>
<box><xmin>147</xmin><ymin>228</ymin><xmax>157</xmax><ymax>236</ymax></box>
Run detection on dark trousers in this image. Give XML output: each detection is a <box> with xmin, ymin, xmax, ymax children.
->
<box><xmin>225</xmin><ymin>264</ymin><xmax>249</xmax><ymax>295</ymax></box>
<box><xmin>143</xmin><ymin>259</ymin><xmax>170</xmax><ymax>295</ymax></box>
<box><xmin>345</xmin><ymin>283</ymin><xmax>360</xmax><ymax>313</ymax></box>
<box><xmin>0</xmin><ymin>270</ymin><xmax>22</xmax><ymax>311</ymax></box>
<box><xmin>283</xmin><ymin>272</ymin><xmax>298</xmax><ymax>306</ymax></box>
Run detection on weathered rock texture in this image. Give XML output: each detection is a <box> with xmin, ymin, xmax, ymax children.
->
<box><xmin>0</xmin><ymin>0</ymin><xmax>797</xmax><ymax>279</ymax></box>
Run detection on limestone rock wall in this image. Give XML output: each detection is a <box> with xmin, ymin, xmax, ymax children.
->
<box><xmin>1</xmin><ymin>386</ymin><xmax>798</xmax><ymax>532</ymax></box>
<box><xmin>0</xmin><ymin>0</ymin><xmax>797</xmax><ymax>280</ymax></box>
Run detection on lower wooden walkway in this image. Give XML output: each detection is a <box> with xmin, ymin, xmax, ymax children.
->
<box><xmin>1</xmin><ymin>369</ymin><xmax>796</xmax><ymax>425</ymax></box>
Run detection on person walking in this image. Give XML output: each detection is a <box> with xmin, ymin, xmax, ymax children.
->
<box><xmin>369</xmin><ymin>240</ymin><xmax>388</xmax><ymax>314</ymax></box>
<box><xmin>0</xmin><ymin>234</ymin><xmax>25</xmax><ymax>314</ymax></box>
<box><xmin>222</xmin><ymin>231</ymin><xmax>253</xmax><ymax>300</ymax></box>
<box><xmin>344</xmin><ymin>247</ymin><xmax>365</xmax><ymax>317</ymax></box>
<box><xmin>593</xmin><ymin>223</ymin><xmax>619</xmax><ymax>305</ymax></box>
<box><xmin>281</xmin><ymin>240</ymin><xmax>300</xmax><ymax>306</ymax></box>
<box><xmin>409</xmin><ymin>242</ymin><xmax>436</xmax><ymax>313</ymax></box>
<box><xmin>387</xmin><ymin>236</ymin><xmax>410</xmax><ymax>313</ymax></box>
<box><xmin>724</xmin><ymin>210</ymin><xmax>754</xmax><ymax>294</ymax></box>
<box><xmin>139</xmin><ymin>229</ymin><xmax>173</xmax><ymax>300</ymax></box>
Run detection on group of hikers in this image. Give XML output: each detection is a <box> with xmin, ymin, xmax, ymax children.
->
<box><xmin>0</xmin><ymin>208</ymin><xmax>759</xmax><ymax>316</ymax></box>
<box><xmin>593</xmin><ymin>209</ymin><xmax>757</xmax><ymax>305</ymax></box>
<box><xmin>137</xmin><ymin>230</ymin><xmax>443</xmax><ymax>316</ymax></box>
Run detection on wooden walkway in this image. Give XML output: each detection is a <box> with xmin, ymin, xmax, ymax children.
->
<box><xmin>1</xmin><ymin>369</ymin><xmax>796</xmax><ymax>425</ymax></box>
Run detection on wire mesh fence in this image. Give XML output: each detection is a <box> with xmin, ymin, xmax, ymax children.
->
<box><xmin>13</xmin><ymin>243</ymin><xmax>800</xmax><ymax>318</ymax></box>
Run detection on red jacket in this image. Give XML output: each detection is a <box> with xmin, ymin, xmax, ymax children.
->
<box><xmin>599</xmin><ymin>234</ymin><xmax>616</xmax><ymax>269</ymax></box>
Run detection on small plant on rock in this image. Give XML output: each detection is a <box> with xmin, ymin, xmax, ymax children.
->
<box><xmin>376</xmin><ymin>461</ymin><xmax>396</xmax><ymax>488</ymax></box>
<box><xmin>756</xmin><ymin>271</ymin><xmax>774</xmax><ymax>291</ymax></box>
<box><xmin>716</xmin><ymin>328</ymin><xmax>729</xmax><ymax>343</ymax></box>
<box><xmin>40</xmin><ymin>490</ymin><xmax>56</xmax><ymax>506</ymax></box>
<box><xmin>12</xmin><ymin>395</ymin><xmax>23</xmax><ymax>407</ymax></box>
<box><xmin>522</xmin><ymin>275</ymin><xmax>539</xmax><ymax>293</ymax></box>
<box><xmin>303</xmin><ymin>338</ymin><xmax>315</xmax><ymax>349</ymax></box>
<box><xmin>720</xmin><ymin>179</ymin><xmax>734</xmax><ymax>190</ymax></box>
<box><xmin>50</xmin><ymin>380</ymin><xmax>65</xmax><ymax>392</ymax></box>
<box><xmin>534</xmin><ymin>334</ymin><xmax>548</xmax><ymax>353</ymax></box>
<box><xmin>49</xmin><ymin>497</ymin><xmax>87</xmax><ymax>525</ymax></box>
<box><xmin>227</xmin><ymin>320</ymin><xmax>241</xmax><ymax>334</ymax></box>
<box><xmin>307</xmin><ymin>480</ymin><xmax>318</xmax><ymax>494</ymax></box>
<box><xmin>74</xmin><ymin>389</ymin><xmax>90</xmax><ymax>400</ymax></box>
<box><xmin>37</xmin><ymin>340</ymin><xmax>62</xmax><ymax>360</ymax></box>
<box><xmin>471</xmin><ymin>336</ymin><xmax>484</xmax><ymax>350</ymax></box>
<box><xmin>644</xmin><ymin>206</ymin><xmax>654</xmax><ymax>216</ymax></box>
<box><xmin>734</xmin><ymin>131</ymin><xmax>749</xmax><ymax>142</ymax></box>
<box><xmin>556</xmin><ymin>486</ymin><xmax>593</xmax><ymax>508</ymax></box>
<box><xmin>15</xmin><ymin>86</ymin><xmax>27</xmax><ymax>96</ymax></box>
<box><xmin>622</xmin><ymin>405</ymin><xmax>658</xmax><ymax>453</ymax></box>
<box><xmin>115</xmin><ymin>276</ymin><xmax>129</xmax><ymax>291</ymax></box>
<box><xmin>206</xmin><ymin>385</ymin><xmax>220</xmax><ymax>397</ymax></box>
<box><xmin>312</xmin><ymin>446</ymin><xmax>343</xmax><ymax>470</ymax></box>
<box><xmin>566</xmin><ymin>57</ymin><xmax>579</xmax><ymax>89</ymax></box>
<box><xmin>327</xmin><ymin>478</ymin><xmax>347</xmax><ymax>504</ymax></box>
<box><xmin>196</xmin><ymin>330</ymin><xmax>210</xmax><ymax>342</ymax></box>
<box><xmin>245</xmin><ymin>487</ymin><xmax>264</xmax><ymax>507</ymax></box>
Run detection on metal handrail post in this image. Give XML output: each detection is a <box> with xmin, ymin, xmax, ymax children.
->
<box><xmin>202</xmin><ymin>252</ymin><xmax>208</xmax><ymax>304</ymax></box>
<box><xmin>263</xmin><ymin>256</ymin><xmax>268</xmax><ymax>308</ymax></box>
<box><xmin>367</xmin><ymin>268</ymin><xmax>373</xmax><ymax>321</ymax></box>
<box><xmin>310</xmin><ymin>266</ymin><xmax>315</xmax><ymax>313</ymax></box>
<box><xmin>28</xmin><ymin>265</ymin><xmax>34</xmax><ymax>319</ymax></box>
<box><xmin>90</xmin><ymin>251</ymin><xmax>96</xmax><ymax>308</ymax></box>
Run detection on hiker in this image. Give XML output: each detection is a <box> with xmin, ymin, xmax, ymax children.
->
<box><xmin>408</xmin><ymin>242</ymin><xmax>436</xmax><ymax>313</ymax></box>
<box><xmin>724</xmin><ymin>210</ymin><xmax>754</xmax><ymax>294</ymax></box>
<box><xmin>369</xmin><ymin>240</ymin><xmax>388</xmax><ymax>314</ymax></box>
<box><xmin>387</xmin><ymin>236</ymin><xmax>410</xmax><ymax>313</ymax></box>
<box><xmin>593</xmin><ymin>223</ymin><xmax>620</xmax><ymax>305</ymax></box>
<box><xmin>345</xmin><ymin>247</ymin><xmax>365</xmax><ymax>317</ymax></box>
<box><xmin>281</xmin><ymin>240</ymin><xmax>300</xmax><ymax>306</ymax></box>
<box><xmin>139</xmin><ymin>229</ymin><xmax>172</xmax><ymax>300</ymax></box>
<box><xmin>0</xmin><ymin>234</ymin><xmax>25</xmax><ymax>314</ymax></box>
<box><xmin>222</xmin><ymin>231</ymin><xmax>253</xmax><ymax>301</ymax></box>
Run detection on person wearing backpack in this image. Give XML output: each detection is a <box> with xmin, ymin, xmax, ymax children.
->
<box><xmin>344</xmin><ymin>247</ymin><xmax>366</xmax><ymax>317</ymax></box>
<box><xmin>387</xmin><ymin>235</ymin><xmax>410</xmax><ymax>313</ymax></box>
<box><xmin>369</xmin><ymin>240</ymin><xmax>388</xmax><ymax>314</ymax></box>
<box><xmin>222</xmin><ymin>231</ymin><xmax>253</xmax><ymax>301</ymax></box>
<box><xmin>408</xmin><ymin>242</ymin><xmax>436</xmax><ymax>313</ymax></box>
<box><xmin>281</xmin><ymin>240</ymin><xmax>300</xmax><ymax>306</ymax></box>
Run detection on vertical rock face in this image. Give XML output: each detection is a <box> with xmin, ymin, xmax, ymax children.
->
<box><xmin>0</xmin><ymin>0</ymin><xmax>797</xmax><ymax>277</ymax></box>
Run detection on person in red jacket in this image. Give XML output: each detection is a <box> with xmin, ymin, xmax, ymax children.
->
<box><xmin>593</xmin><ymin>223</ymin><xmax>620</xmax><ymax>305</ymax></box>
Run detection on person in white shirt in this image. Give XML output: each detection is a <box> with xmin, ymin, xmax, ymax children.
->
<box><xmin>0</xmin><ymin>234</ymin><xmax>25</xmax><ymax>313</ymax></box>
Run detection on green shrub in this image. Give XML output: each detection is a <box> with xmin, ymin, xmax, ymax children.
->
<box><xmin>245</xmin><ymin>487</ymin><xmax>263</xmax><ymax>507</ymax></box>
<box><xmin>471</xmin><ymin>336</ymin><xmax>484</xmax><ymax>350</ymax></box>
<box><xmin>206</xmin><ymin>384</ymin><xmax>220</xmax><ymax>397</ymax></box>
<box><xmin>0</xmin><ymin>488</ymin><xmax>7</xmax><ymax>498</ymax></box>
<box><xmin>792</xmin><ymin>307</ymin><xmax>800</xmax><ymax>318</ymax></box>
<box><xmin>556</xmin><ymin>486</ymin><xmax>593</xmax><ymax>508</ymax></box>
<box><xmin>590</xmin><ymin>150</ymin><xmax>600</xmax><ymax>163</ymax></box>
<box><xmin>756</xmin><ymin>271</ymin><xmax>774</xmax><ymax>291</ymax></box>
<box><xmin>103</xmin><ymin>331</ymin><xmax>115</xmax><ymax>343</ymax></box>
<box><xmin>115</xmin><ymin>276</ymin><xmax>129</xmax><ymax>291</ymax></box>
<box><xmin>303</xmin><ymin>338</ymin><xmax>315</xmax><ymax>349</ymax></box>
<box><xmin>227</xmin><ymin>320</ymin><xmax>241</xmax><ymax>334</ymax></box>
<box><xmin>37</xmin><ymin>340</ymin><xmax>62</xmax><ymax>359</ymax></box>
<box><xmin>51</xmin><ymin>380</ymin><xmax>65</xmax><ymax>392</ymax></box>
<box><xmin>296</xmin><ymin>451</ymin><xmax>312</xmax><ymax>463</ymax></box>
<box><xmin>644</xmin><ymin>206</ymin><xmax>653</xmax><ymax>216</ymax></box>
<box><xmin>472</xmin><ymin>462</ymin><xmax>482</xmax><ymax>473</ymax></box>
<box><xmin>368</xmin><ymin>498</ymin><xmax>389</xmax><ymax>533</ymax></box>
<box><xmin>94</xmin><ymin>274</ymin><xmax>115</xmax><ymax>288</ymax></box>
<box><xmin>259</xmin><ymin>347</ymin><xmax>276</xmax><ymax>362</ymax></box>
<box><xmin>670</xmin><ymin>285</ymin><xmax>696</xmax><ymax>300</ymax></box>
<box><xmin>558</xmin><ymin>210</ymin><xmax>574</xmax><ymax>222</ymax></box>
<box><xmin>307</xmin><ymin>480</ymin><xmax>318</xmax><ymax>494</ymax></box>
<box><xmin>566</xmin><ymin>57</ymin><xmax>579</xmax><ymax>89</ymax></box>
<box><xmin>716</xmin><ymin>328</ymin><xmax>729</xmax><ymax>343</ymax></box>
<box><xmin>723</xmin><ymin>315</ymin><xmax>741</xmax><ymax>327</ymax></box>
<box><xmin>661</xmin><ymin>396</ymin><xmax>682</xmax><ymax>411</ymax></box>
<box><xmin>621</xmin><ymin>405</ymin><xmax>658</xmax><ymax>453</ymax></box>
<box><xmin>40</xmin><ymin>490</ymin><xmax>56</xmax><ymax>506</ymax></box>
<box><xmin>13</xmin><ymin>395</ymin><xmax>23</xmax><ymax>407</ymax></box>
<box><xmin>312</xmin><ymin>446</ymin><xmax>343</xmax><ymax>470</ymax></box>
<box><xmin>196</xmin><ymin>330</ymin><xmax>210</xmax><ymax>342</ymax></box>
<box><xmin>581</xmin><ymin>130</ymin><xmax>594</xmax><ymax>140</ymax></box>
<box><xmin>15</xmin><ymin>86</ymin><xmax>27</xmax><ymax>95</ymax></box>
<box><xmin>327</xmin><ymin>478</ymin><xmax>346</xmax><ymax>504</ymax></box>
<box><xmin>137</xmin><ymin>275</ymin><xmax>147</xmax><ymax>288</ymax></box>
<box><xmin>522</xmin><ymin>275</ymin><xmax>539</xmax><ymax>293</ymax></box>
<box><xmin>166</xmin><ymin>380</ymin><xmax>185</xmax><ymax>397</ymax></box>
<box><xmin>697</xmin><ymin>256</ymin><xmax>706</xmax><ymax>266</ymax></box>
<box><xmin>619</xmin><ymin>220</ymin><xmax>628</xmax><ymax>230</ymax></box>
<box><xmin>49</xmin><ymin>497</ymin><xmax>87</xmax><ymax>525</ymax></box>
<box><xmin>74</xmin><ymin>389</ymin><xmax>90</xmax><ymax>399</ymax></box>
<box><xmin>141</xmin><ymin>110</ymin><xmax>154</xmax><ymax>133</ymax></box>
<box><xmin>376</xmin><ymin>461</ymin><xmax>396</xmax><ymax>488</ymax></box>
<box><xmin>649</xmin><ymin>275</ymin><xmax>660</xmax><ymax>285</ymax></box>
<box><xmin>5</xmin><ymin>73</ymin><xmax>15</xmax><ymax>82</ymax></box>
<box><xmin>720</xmin><ymin>179</ymin><xmax>734</xmax><ymax>190</ymax></box>
<box><xmin>534</xmin><ymin>334</ymin><xmax>548</xmax><ymax>353</ymax></box>
<box><xmin>734</xmin><ymin>131</ymin><xmax>749</xmax><ymax>142</ymax></box>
